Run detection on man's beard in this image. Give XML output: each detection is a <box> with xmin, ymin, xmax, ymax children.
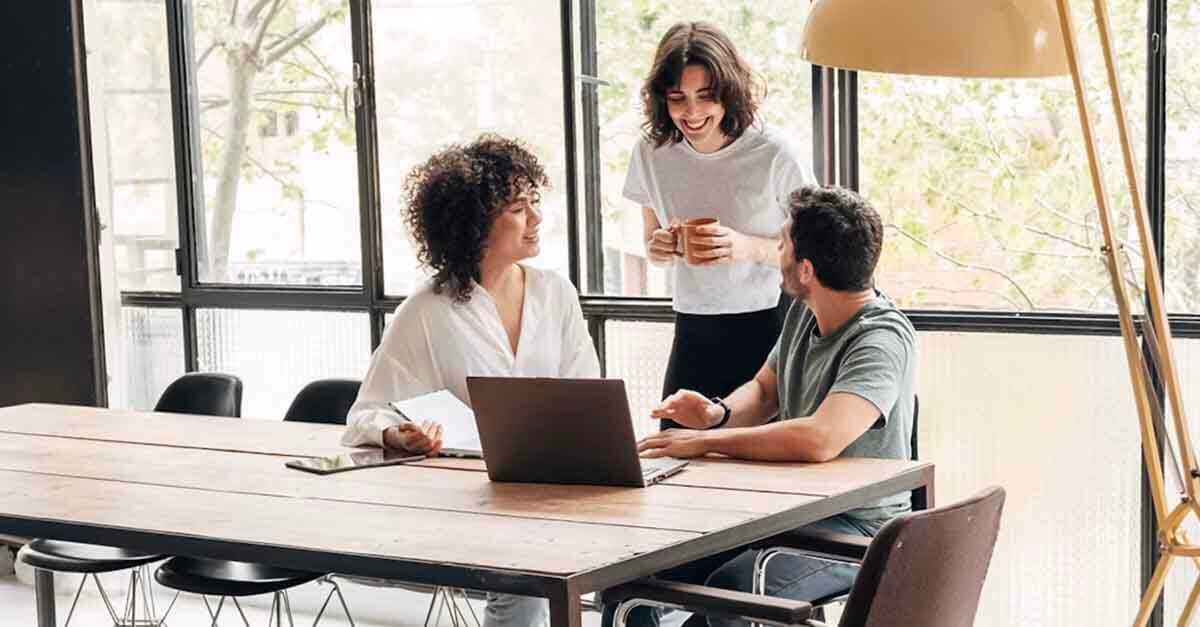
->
<box><xmin>781</xmin><ymin>268</ymin><xmax>809</xmax><ymax>301</ymax></box>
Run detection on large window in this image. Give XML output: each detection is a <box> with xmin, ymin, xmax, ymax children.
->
<box><xmin>373</xmin><ymin>0</ymin><xmax>570</xmax><ymax>296</ymax></box>
<box><xmin>86</xmin><ymin>0</ymin><xmax>180</xmax><ymax>293</ymax></box>
<box><xmin>862</xmin><ymin>0</ymin><xmax>1147</xmax><ymax>312</ymax></box>
<box><xmin>187</xmin><ymin>0</ymin><xmax>363</xmax><ymax>286</ymax></box>
<box><xmin>1164</xmin><ymin>0</ymin><xmax>1200</xmax><ymax>312</ymax></box>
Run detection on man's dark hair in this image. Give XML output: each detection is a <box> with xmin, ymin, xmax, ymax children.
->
<box><xmin>641</xmin><ymin>21</ymin><xmax>764</xmax><ymax>148</ymax></box>
<box><xmin>402</xmin><ymin>134</ymin><xmax>548</xmax><ymax>302</ymax></box>
<box><xmin>788</xmin><ymin>185</ymin><xmax>883</xmax><ymax>291</ymax></box>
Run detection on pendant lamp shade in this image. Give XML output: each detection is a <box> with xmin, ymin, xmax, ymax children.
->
<box><xmin>801</xmin><ymin>0</ymin><xmax>1070</xmax><ymax>78</ymax></box>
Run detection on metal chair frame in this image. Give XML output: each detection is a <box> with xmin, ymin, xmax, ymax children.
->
<box><xmin>52</xmin><ymin>563</ymin><xmax>179</xmax><ymax>627</ymax></box>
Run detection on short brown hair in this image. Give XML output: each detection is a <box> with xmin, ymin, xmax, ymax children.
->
<box><xmin>641</xmin><ymin>22</ymin><xmax>764</xmax><ymax>148</ymax></box>
<box><xmin>788</xmin><ymin>185</ymin><xmax>883</xmax><ymax>292</ymax></box>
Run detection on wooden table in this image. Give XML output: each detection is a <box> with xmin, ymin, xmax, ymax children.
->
<box><xmin>0</xmin><ymin>403</ymin><xmax>934</xmax><ymax>627</ymax></box>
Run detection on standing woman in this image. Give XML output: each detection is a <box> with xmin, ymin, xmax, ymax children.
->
<box><xmin>625</xmin><ymin>22</ymin><xmax>816</xmax><ymax>426</ymax></box>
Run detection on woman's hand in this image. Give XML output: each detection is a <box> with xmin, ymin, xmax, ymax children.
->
<box><xmin>382</xmin><ymin>420</ymin><xmax>444</xmax><ymax>455</ymax></box>
<box><xmin>686</xmin><ymin>224</ymin><xmax>755</xmax><ymax>265</ymax></box>
<box><xmin>650</xmin><ymin>390</ymin><xmax>724</xmax><ymax>429</ymax></box>
<box><xmin>646</xmin><ymin>226</ymin><xmax>680</xmax><ymax>266</ymax></box>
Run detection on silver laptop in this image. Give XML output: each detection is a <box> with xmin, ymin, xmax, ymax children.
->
<box><xmin>465</xmin><ymin>377</ymin><xmax>688</xmax><ymax>488</ymax></box>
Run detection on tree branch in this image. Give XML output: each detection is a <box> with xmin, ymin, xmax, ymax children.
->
<box><xmin>251</xmin><ymin>0</ymin><xmax>285</xmax><ymax>56</ymax></box>
<box><xmin>886</xmin><ymin>222</ymin><xmax>1038</xmax><ymax>309</ymax></box>
<box><xmin>264</xmin><ymin>9</ymin><xmax>339</xmax><ymax>66</ymax></box>
<box><xmin>201</xmin><ymin>124</ymin><xmax>302</xmax><ymax>193</ymax></box>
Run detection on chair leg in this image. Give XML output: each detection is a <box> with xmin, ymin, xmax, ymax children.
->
<box><xmin>94</xmin><ymin>574</ymin><xmax>125</xmax><ymax>624</ymax></box>
<box><xmin>451</xmin><ymin>588</ymin><xmax>479</xmax><ymax>627</ymax></box>
<box><xmin>60</xmin><ymin>572</ymin><xmax>89</xmax><ymax>627</ymax></box>
<box><xmin>283</xmin><ymin>591</ymin><xmax>296</xmax><ymax>627</ymax></box>
<box><xmin>231</xmin><ymin>597</ymin><xmax>252</xmax><ymax>627</ymax></box>
<box><xmin>209</xmin><ymin>597</ymin><xmax>226</xmax><ymax>627</ymax></box>
<box><xmin>312</xmin><ymin>576</ymin><xmax>356</xmax><ymax>627</ymax></box>
<box><xmin>422</xmin><ymin>587</ymin><xmax>441</xmax><ymax>627</ymax></box>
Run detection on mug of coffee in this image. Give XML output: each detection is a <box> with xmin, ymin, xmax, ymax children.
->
<box><xmin>678</xmin><ymin>218</ymin><xmax>720</xmax><ymax>265</ymax></box>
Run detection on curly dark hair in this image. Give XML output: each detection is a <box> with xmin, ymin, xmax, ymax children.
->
<box><xmin>641</xmin><ymin>21</ymin><xmax>765</xmax><ymax>148</ymax></box>
<box><xmin>788</xmin><ymin>185</ymin><xmax>883</xmax><ymax>291</ymax></box>
<box><xmin>402</xmin><ymin>134</ymin><xmax>549</xmax><ymax>302</ymax></box>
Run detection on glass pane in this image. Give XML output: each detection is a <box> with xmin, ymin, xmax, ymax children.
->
<box><xmin>196</xmin><ymin>309</ymin><xmax>371</xmax><ymax>419</ymax></box>
<box><xmin>603</xmin><ymin>320</ymin><xmax>674</xmax><ymax>441</ymax></box>
<box><xmin>593</xmin><ymin>2</ymin><xmax>813</xmax><ymax>296</ymax></box>
<box><xmin>1162</xmin><ymin>339</ymin><xmax>1200</xmax><ymax>621</ymax></box>
<box><xmin>862</xmin><ymin>1</ymin><xmax>1146</xmax><ymax>312</ymax></box>
<box><xmin>1165</xmin><ymin>1</ymin><xmax>1200</xmax><ymax>312</ymax></box>
<box><xmin>188</xmin><ymin>0</ymin><xmax>362</xmax><ymax>286</ymax></box>
<box><xmin>118</xmin><ymin>307</ymin><xmax>186</xmax><ymax>410</ymax></box>
<box><xmin>85</xmin><ymin>0</ymin><xmax>180</xmax><ymax>292</ymax></box>
<box><xmin>601</xmin><ymin>323</ymin><xmax>1143</xmax><ymax>624</ymax></box>
<box><xmin>374</xmin><ymin>0</ymin><xmax>569</xmax><ymax>296</ymax></box>
<box><xmin>916</xmin><ymin>333</ymin><xmax>1141</xmax><ymax>624</ymax></box>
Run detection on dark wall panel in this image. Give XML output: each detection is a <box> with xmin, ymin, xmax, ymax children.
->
<box><xmin>0</xmin><ymin>1</ymin><xmax>106</xmax><ymax>407</ymax></box>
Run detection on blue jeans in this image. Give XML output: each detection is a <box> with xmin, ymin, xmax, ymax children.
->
<box><xmin>483</xmin><ymin>593</ymin><xmax>547</xmax><ymax>627</ymax></box>
<box><xmin>601</xmin><ymin>515</ymin><xmax>883</xmax><ymax>627</ymax></box>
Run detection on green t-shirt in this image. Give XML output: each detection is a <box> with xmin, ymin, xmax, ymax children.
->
<box><xmin>767</xmin><ymin>291</ymin><xmax>917</xmax><ymax>521</ymax></box>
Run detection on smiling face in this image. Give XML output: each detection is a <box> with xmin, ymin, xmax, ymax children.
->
<box><xmin>483</xmin><ymin>189</ymin><xmax>543</xmax><ymax>266</ymax></box>
<box><xmin>666</xmin><ymin>64</ymin><xmax>728</xmax><ymax>153</ymax></box>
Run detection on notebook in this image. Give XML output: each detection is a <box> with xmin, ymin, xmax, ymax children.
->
<box><xmin>387</xmin><ymin>390</ymin><xmax>482</xmax><ymax>458</ymax></box>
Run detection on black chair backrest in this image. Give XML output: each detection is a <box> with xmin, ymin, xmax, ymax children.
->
<box><xmin>282</xmin><ymin>379</ymin><xmax>361</xmax><ymax>424</ymax></box>
<box><xmin>839</xmin><ymin>486</ymin><xmax>1005</xmax><ymax>627</ymax></box>
<box><xmin>154</xmin><ymin>372</ymin><xmax>243</xmax><ymax>418</ymax></box>
<box><xmin>910</xmin><ymin>394</ymin><xmax>919</xmax><ymax>462</ymax></box>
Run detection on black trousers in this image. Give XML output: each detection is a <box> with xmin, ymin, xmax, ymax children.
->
<box><xmin>659</xmin><ymin>294</ymin><xmax>791</xmax><ymax>430</ymax></box>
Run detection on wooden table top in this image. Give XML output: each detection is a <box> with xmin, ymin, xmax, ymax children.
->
<box><xmin>0</xmin><ymin>403</ymin><xmax>932</xmax><ymax>590</ymax></box>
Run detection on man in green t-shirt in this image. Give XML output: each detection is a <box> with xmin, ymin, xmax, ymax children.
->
<box><xmin>604</xmin><ymin>185</ymin><xmax>916</xmax><ymax>627</ymax></box>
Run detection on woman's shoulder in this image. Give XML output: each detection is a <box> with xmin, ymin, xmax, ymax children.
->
<box><xmin>525</xmin><ymin>266</ymin><xmax>580</xmax><ymax>306</ymax></box>
<box><xmin>391</xmin><ymin>278</ymin><xmax>460</xmax><ymax>320</ymax></box>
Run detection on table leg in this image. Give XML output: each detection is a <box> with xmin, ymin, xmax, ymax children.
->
<box><xmin>548</xmin><ymin>583</ymin><xmax>582</xmax><ymax>627</ymax></box>
<box><xmin>35</xmin><ymin>569</ymin><xmax>56</xmax><ymax>627</ymax></box>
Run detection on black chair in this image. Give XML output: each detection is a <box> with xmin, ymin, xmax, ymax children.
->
<box><xmin>282</xmin><ymin>379</ymin><xmax>360</xmax><ymax>424</ymax></box>
<box><xmin>154</xmin><ymin>372</ymin><xmax>243</xmax><ymax>417</ymax></box>
<box><xmin>153</xmin><ymin>379</ymin><xmax>358</xmax><ymax>626</ymax></box>
<box><xmin>606</xmin><ymin>486</ymin><xmax>1006</xmax><ymax>627</ymax></box>
<box><xmin>749</xmin><ymin>395</ymin><xmax>922</xmax><ymax>614</ymax></box>
<box><xmin>18</xmin><ymin>372</ymin><xmax>244</xmax><ymax>627</ymax></box>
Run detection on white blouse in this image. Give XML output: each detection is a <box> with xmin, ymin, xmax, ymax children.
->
<box><xmin>342</xmin><ymin>265</ymin><xmax>601</xmax><ymax>447</ymax></box>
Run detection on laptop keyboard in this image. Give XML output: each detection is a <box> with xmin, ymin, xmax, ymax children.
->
<box><xmin>640</xmin><ymin>458</ymin><xmax>674</xmax><ymax>477</ymax></box>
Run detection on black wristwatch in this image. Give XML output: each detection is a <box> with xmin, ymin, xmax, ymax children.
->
<box><xmin>708</xmin><ymin>397</ymin><xmax>731</xmax><ymax>430</ymax></box>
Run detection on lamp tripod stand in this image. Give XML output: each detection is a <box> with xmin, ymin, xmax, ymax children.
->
<box><xmin>1054</xmin><ymin>1</ymin><xmax>1199</xmax><ymax>624</ymax></box>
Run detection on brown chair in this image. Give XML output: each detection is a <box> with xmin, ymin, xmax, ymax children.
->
<box><xmin>605</xmin><ymin>486</ymin><xmax>1006</xmax><ymax>627</ymax></box>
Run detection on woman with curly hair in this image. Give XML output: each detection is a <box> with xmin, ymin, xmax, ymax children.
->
<box><xmin>627</xmin><ymin>22</ymin><xmax>816</xmax><ymax>428</ymax></box>
<box><xmin>343</xmin><ymin>134</ymin><xmax>599</xmax><ymax>627</ymax></box>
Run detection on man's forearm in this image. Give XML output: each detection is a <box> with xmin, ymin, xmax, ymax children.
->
<box><xmin>724</xmin><ymin>376</ymin><xmax>779</xmax><ymax>428</ymax></box>
<box><xmin>704</xmin><ymin>420</ymin><xmax>837</xmax><ymax>463</ymax></box>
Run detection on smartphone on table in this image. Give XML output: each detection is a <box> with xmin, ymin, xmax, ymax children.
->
<box><xmin>285</xmin><ymin>449</ymin><xmax>424</xmax><ymax>475</ymax></box>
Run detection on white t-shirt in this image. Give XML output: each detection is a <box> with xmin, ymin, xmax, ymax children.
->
<box><xmin>342</xmin><ymin>265</ymin><xmax>601</xmax><ymax>448</ymax></box>
<box><xmin>624</xmin><ymin>123</ymin><xmax>816</xmax><ymax>314</ymax></box>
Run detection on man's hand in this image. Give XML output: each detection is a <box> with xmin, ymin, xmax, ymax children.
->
<box><xmin>650</xmin><ymin>390</ymin><xmax>724</xmax><ymax>429</ymax></box>
<box><xmin>646</xmin><ymin>226</ymin><xmax>680</xmax><ymax>266</ymax></box>
<box><xmin>382</xmin><ymin>420</ymin><xmax>443</xmax><ymax>455</ymax></box>
<box><xmin>638</xmin><ymin>429</ymin><xmax>712</xmax><ymax>459</ymax></box>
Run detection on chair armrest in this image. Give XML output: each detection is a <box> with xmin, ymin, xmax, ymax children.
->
<box><xmin>600</xmin><ymin>579</ymin><xmax>813</xmax><ymax>626</ymax></box>
<box><xmin>754</xmin><ymin>529</ymin><xmax>870</xmax><ymax>562</ymax></box>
